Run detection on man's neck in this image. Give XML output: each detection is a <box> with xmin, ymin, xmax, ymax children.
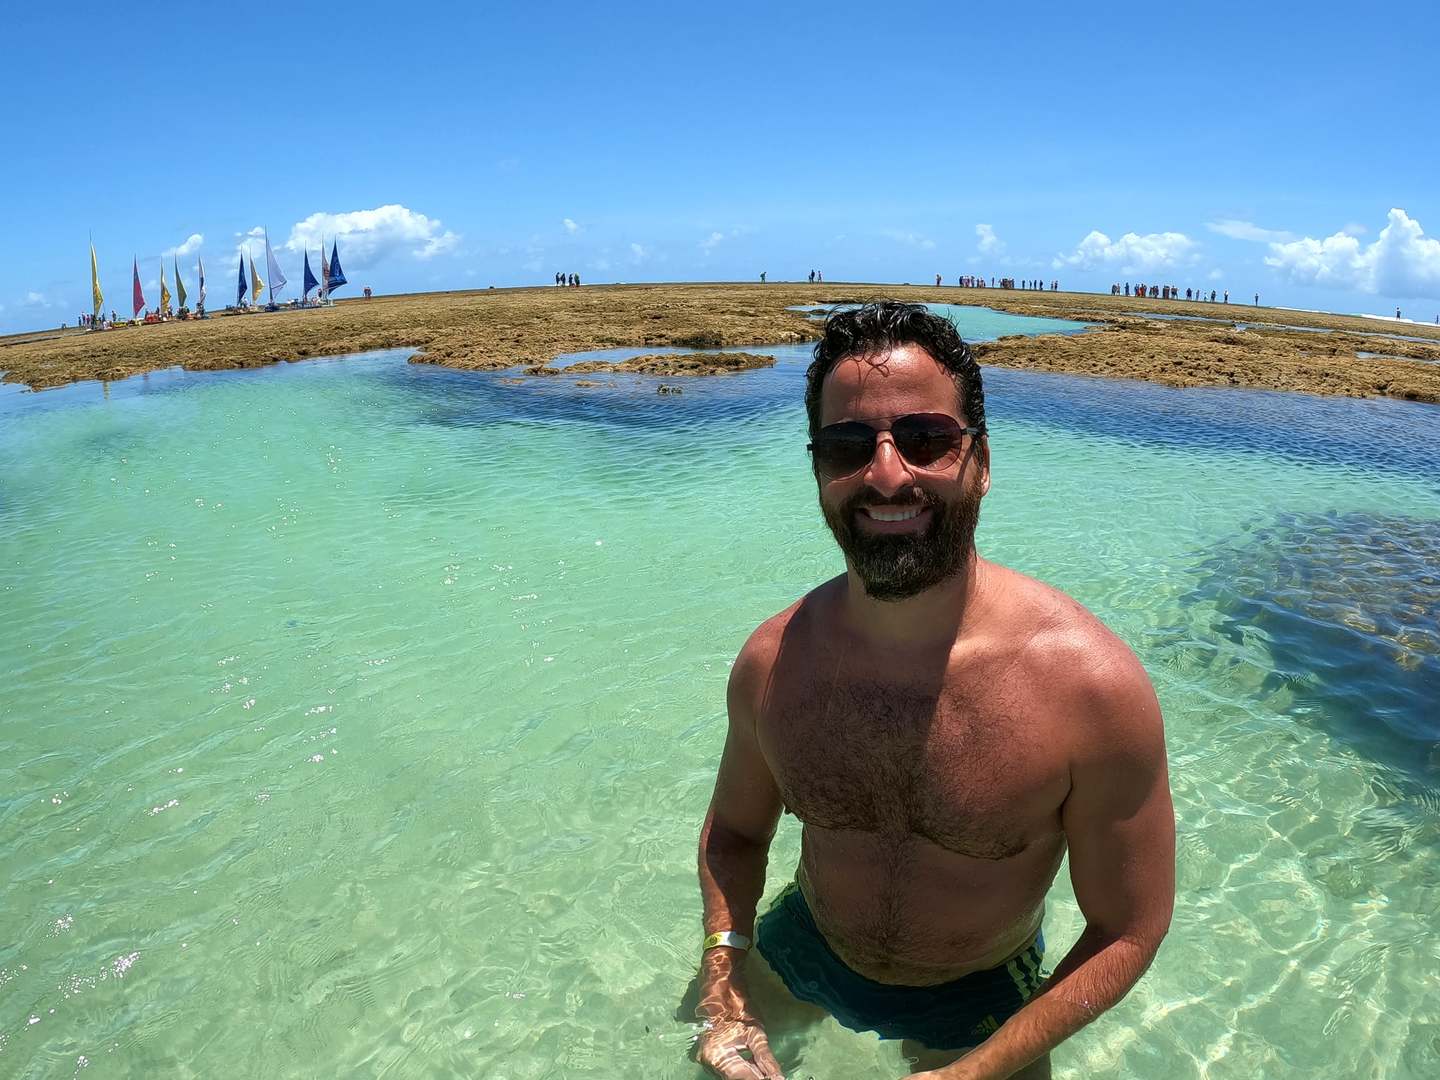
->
<box><xmin>839</xmin><ymin>554</ymin><xmax>990</xmax><ymax>649</ymax></box>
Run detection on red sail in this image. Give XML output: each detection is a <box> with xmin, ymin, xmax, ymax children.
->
<box><xmin>131</xmin><ymin>258</ymin><xmax>146</xmax><ymax>318</ymax></box>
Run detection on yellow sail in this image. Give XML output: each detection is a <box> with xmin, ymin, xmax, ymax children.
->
<box><xmin>250</xmin><ymin>254</ymin><xmax>265</xmax><ymax>306</ymax></box>
<box><xmin>160</xmin><ymin>261</ymin><xmax>172</xmax><ymax>315</ymax></box>
<box><xmin>90</xmin><ymin>243</ymin><xmax>104</xmax><ymax>319</ymax></box>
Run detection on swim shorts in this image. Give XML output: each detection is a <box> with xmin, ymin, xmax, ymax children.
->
<box><xmin>755</xmin><ymin>882</ymin><xmax>1046</xmax><ymax>1050</ymax></box>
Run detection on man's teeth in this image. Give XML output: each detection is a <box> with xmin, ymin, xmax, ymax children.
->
<box><xmin>866</xmin><ymin>506</ymin><xmax>923</xmax><ymax>522</ymax></box>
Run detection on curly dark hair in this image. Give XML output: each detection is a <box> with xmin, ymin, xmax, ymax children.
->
<box><xmin>803</xmin><ymin>301</ymin><xmax>987</xmax><ymax>439</ymax></box>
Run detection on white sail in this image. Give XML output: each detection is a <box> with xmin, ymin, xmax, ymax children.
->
<box><xmin>264</xmin><ymin>229</ymin><xmax>287</xmax><ymax>302</ymax></box>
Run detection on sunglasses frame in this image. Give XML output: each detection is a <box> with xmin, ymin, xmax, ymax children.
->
<box><xmin>807</xmin><ymin>413</ymin><xmax>986</xmax><ymax>480</ymax></box>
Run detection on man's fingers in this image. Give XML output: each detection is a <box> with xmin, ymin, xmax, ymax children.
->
<box><xmin>746</xmin><ymin>1027</ymin><xmax>785</xmax><ymax>1079</ymax></box>
<box><xmin>699</xmin><ymin>1040</ymin><xmax>767</xmax><ymax>1080</ymax></box>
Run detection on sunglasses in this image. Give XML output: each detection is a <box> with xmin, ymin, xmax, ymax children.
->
<box><xmin>808</xmin><ymin>413</ymin><xmax>984</xmax><ymax>479</ymax></box>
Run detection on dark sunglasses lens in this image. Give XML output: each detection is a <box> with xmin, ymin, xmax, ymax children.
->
<box><xmin>814</xmin><ymin>425</ymin><xmax>876</xmax><ymax>475</ymax></box>
<box><xmin>892</xmin><ymin>415</ymin><xmax>963</xmax><ymax>467</ymax></box>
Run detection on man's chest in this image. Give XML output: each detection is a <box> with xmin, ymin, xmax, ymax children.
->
<box><xmin>759</xmin><ymin>670</ymin><xmax>1071</xmax><ymax>859</ymax></box>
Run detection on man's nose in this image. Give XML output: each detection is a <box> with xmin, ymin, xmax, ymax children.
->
<box><xmin>862</xmin><ymin>433</ymin><xmax>914</xmax><ymax>495</ymax></box>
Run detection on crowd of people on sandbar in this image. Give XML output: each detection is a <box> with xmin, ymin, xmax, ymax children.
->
<box><xmin>945</xmin><ymin>276</ymin><xmax>1059</xmax><ymax>290</ymax></box>
<box><xmin>77</xmin><ymin>306</ymin><xmax>203</xmax><ymax>329</ymax></box>
<box><xmin>1113</xmin><ymin>283</ymin><xmax>1240</xmax><ymax>304</ymax></box>
<box><xmin>555</xmin><ymin>271</ymin><xmax>581</xmax><ymax>286</ymax></box>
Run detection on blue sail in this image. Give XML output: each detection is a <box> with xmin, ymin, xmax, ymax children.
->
<box><xmin>326</xmin><ymin>240</ymin><xmax>347</xmax><ymax>293</ymax></box>
<box><xmin>302</xmin><ymin>251</ymin><xmax>319</xmax><ymax>299</ymax></box>
<box><xmin>237</xmin><ymin>253</ymin><xmax>247</xmax><ymax>306</ymax></box>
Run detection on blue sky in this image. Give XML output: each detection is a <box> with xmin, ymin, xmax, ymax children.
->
<box><xmin>5</xmin><ymin>1</ymin><xmax>1439</xmax><ymax>333</ymax></box>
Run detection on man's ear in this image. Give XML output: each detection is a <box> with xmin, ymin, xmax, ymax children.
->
<box><xmin>978</xmin><ymin>437</ymin><xmax>992</xmax><ymax>497</ymax></box>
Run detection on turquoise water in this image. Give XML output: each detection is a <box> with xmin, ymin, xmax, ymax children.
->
<box><xmin>1</xmin><ymin>324</ymin><xmax>1438</xmax><ymax>1077</ymax></box>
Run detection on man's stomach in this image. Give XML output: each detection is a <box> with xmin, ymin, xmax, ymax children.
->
<box><xmin>796</xmin><ymin>825</ymin><xmax>1066</xmax><ymax>986</ymax></box>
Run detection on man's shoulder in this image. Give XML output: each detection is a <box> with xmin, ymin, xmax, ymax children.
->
<box><xmin>990</xmin><ymin>563</ymin><xmax>1152</xmax><ymax>709</ymax></box>
<box><xmin>734</xmin><ymin>576</ymin><xmax>840</xmax><ymax>677</ymax></box>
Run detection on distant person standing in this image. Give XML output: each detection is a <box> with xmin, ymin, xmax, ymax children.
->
<box><xmin>1396</xmin><ymin>307</ymin><xmax>1402</xmax><ymax>319</ymax></box>
<box><xmin>1254</xmin><ymin>293</ymin><xmax>1259</xmax><ymax>306</ymax></box>
<box><xmin>936</xmin><ymin>274</ymin><xmax>942</xmax><ymax>287</ymax></box>
<box><xmin>809</xmin><ymin>270</ymin><xmax>816</xmax><ymax>283</ymax></box>
<box><xmin>1223</xmin><ymin>291</ymin><xmax>1228</xmax><ymax>304</ymax></box>
<box><xmin>761</xmin><ymin>271</ymin><xmax>767</xmax><ymax>283</ymax></box>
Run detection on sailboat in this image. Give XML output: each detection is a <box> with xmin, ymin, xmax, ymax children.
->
<box><xmin>197</xmin><ymin>256</ymin><xmax>207</xmax><ymax>314</ymax></box>
<box><xmin>249</xmin><ymin>250</ymin><xmax>265</xmax><ymax>309</ymax></box>
<box><xmin>302</xmin><ymin>250</ymin><xmax>319</xmax><ymax>301</ymax></box>
<box><xmin>132</xmin><ymin>258</ymin><xmax>146</xmax><ymax>319</ymax></box>
<box><xmin>264</xmin><ymin>229</ymin><xmax>287</xmax><ymax>305</ymax></box>
<box><xmin>319</xmin><ymin>242</ymin><xmax>330</xmax><ymax>305</ymax></box>
<box><xmin>90</xmin><ymin>242</ymin><xmax>104</xmax><ymax>326</ymax></box>
<box><xmin>237</xmin><ymin>253</ymin><xmax>248</xmax><ymax>307</ymax></box>
<box><xmin>159</xmin><ymin>259</ymin><xmax>172</xmax><ymax>317</ymax></box>
<box><xmin>175</xmin><ymin>255</ymin><xmax>188</xmax><ymax>313</ymax></box>
<box><xmin>326</xmin><ymin>239</ymin><xmax>347</xmax><ymax>296</ymax></box>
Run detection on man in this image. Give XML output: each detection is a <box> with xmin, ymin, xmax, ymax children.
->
<box><xmin>695</xmin><ymin>302</ymin><xmax>1174</xmax><ymax>1079</ymax></box>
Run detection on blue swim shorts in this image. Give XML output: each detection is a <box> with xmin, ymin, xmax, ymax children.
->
<box><xmin>755</xmin><ymin>882</ymin><xmax>1046</xmax><ymax>1050</ymax></box>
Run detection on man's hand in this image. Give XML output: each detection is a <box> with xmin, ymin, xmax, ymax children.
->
<box><xmin>695</xmin><ymin>1015</ymin><xmax>785</xmax><ymax>1079</ymax></box>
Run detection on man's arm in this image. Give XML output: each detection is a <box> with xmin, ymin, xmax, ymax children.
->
<box><xmin>939</xmin><ymin>648</ymin><xmax>1176</xmax><ymax>1080</ymax></box>
<box><xmin>697</xmin><ymin>627</ymin><xmax>786</xmax><ymax>1021</ymax></box>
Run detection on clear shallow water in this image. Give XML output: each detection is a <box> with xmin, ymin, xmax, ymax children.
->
<box><xmin>1</xmin><ymin>328</ymin><xmax>1438</xmax><ymax>1078</ymax></box>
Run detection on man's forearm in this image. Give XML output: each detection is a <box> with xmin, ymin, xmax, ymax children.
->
<box><xmin>696</xmin><ymin>810</ymin><xmax>771</xmax><ymax>1018</ymax></box>
<box><xmin>943</xmin><ymin>927</ymin><xmax>1164</xmax><ymax>1080</ymax></box>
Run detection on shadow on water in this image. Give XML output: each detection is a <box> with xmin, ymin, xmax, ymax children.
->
<box><xmin>1179</xmin><ymin>510</ymin><xmax>1440</xmax><ymax>781</ymax></box>
<box><xmin>389</xmin><ymin>345</ymin><xmax>815</xmax><ymax>434</ymax></box>
<box><xmin>394</xmin><ymin>346</ymin><xmax>1440</xmax><ymax>486</ymax></box>
<box><xmin>986</xmin><ymin>368</ymin><xmax>1440</xmax><ymax>485</ymax></box>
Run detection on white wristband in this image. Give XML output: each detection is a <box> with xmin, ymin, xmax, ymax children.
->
<box><xmin>703</xmin><ymin>930</ymin><xmax>752</xmax><ymax>952</ymax></box>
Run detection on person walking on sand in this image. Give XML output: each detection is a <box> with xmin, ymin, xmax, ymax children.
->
<box><xmin>693</xmin><ymin>302</ymin><xmax>1175</xmax><ymax>1080</ymax></box>
<box><xmin>761</xmin><ymin>271</ymin><xmax>767</xmax><ymax>283</ymax></box>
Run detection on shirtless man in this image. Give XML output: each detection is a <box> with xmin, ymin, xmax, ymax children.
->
<box><xmin>695</xmin><ymin>302</ymin><xmax>1175</xmax><ymax>1079</ymax></box>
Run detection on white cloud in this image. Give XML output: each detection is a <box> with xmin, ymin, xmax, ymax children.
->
<box><xmin>1208</xmin><ymin>268</ymin><xmax>1224</xmax><ymax>281</ymax></box>
<box><xmin>563</xmin><ymin>218</ymin><xmax>580</xmax><ymax>234</ymax></box>
<box><xmin>1205</xmin><ymin>219</ymin><xmax>1295</xmax><ymax>243</ymax></box>
<box><xmin>1264</xmin><ymin>208</ymin><xmax>1440</xmax><ymax>299</ymax></box>
<box><xmin>1341</xmin><ymin>223</ymin><xmax>1368</xmax><ymax>237</ymax></box>
<box><xmin>164</xmin><ymin>233</ymin><xmax>204</xmax><ymax>257</ymax></box>
<box><xmin>23</xmin><ymin>290</ymin><xmax>51</xmax><ymax>307</ymax></box>
<box><xmin>281</xmin><ymin>204</ymin><xmax>460</xmax><ymax>265</ymax></box>
<box><xmin>629</xmin><ymin>242</ymin><xmax>649</xmax><ymax>263</ymax></box>
<box><xmin>882</xmin><ymin>229</ymin><xmax>936</xmax><ymax>251</ymax></box>
<box><xmin>701</xmin><ymin>231</ymin><xmax>727</xmax><ymax>252</ymax></box>
<box><xmin>1053</xmin><ymin>229</ymin><xmax>1197</xmax><ymax>273</ymax></box>
<box><xmin>975</xmin><ymin>223</ymin><xmax>1004</xmax><ymax>255</ymax></box>
<box><xmin>233</xmin><ymin>226</ymin><xmax>267</xmax><ymax>259</ymax></box>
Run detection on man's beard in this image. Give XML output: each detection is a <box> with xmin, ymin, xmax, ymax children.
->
<box><xmin>820</xmin><ymin>482</ymin><xmax>981</xmax><ymax>602</ymax></box>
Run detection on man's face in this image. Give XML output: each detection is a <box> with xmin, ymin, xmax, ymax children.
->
<box><xmin>815</xmin><ymin>345</ymin><xmax>989</xmax><ymax>602</ymax></box>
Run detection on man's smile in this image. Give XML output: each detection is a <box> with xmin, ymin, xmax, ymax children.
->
<box><xmin>858</xmin><ymin>504</ymin><xmax>931</xmax><ymax>530</ymax></box>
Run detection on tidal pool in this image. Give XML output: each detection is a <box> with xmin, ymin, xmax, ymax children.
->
<box><xmin>1</xmin><ymin>317</ymin><xmax>1437</xmax><ymax>1077</ymax></box>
